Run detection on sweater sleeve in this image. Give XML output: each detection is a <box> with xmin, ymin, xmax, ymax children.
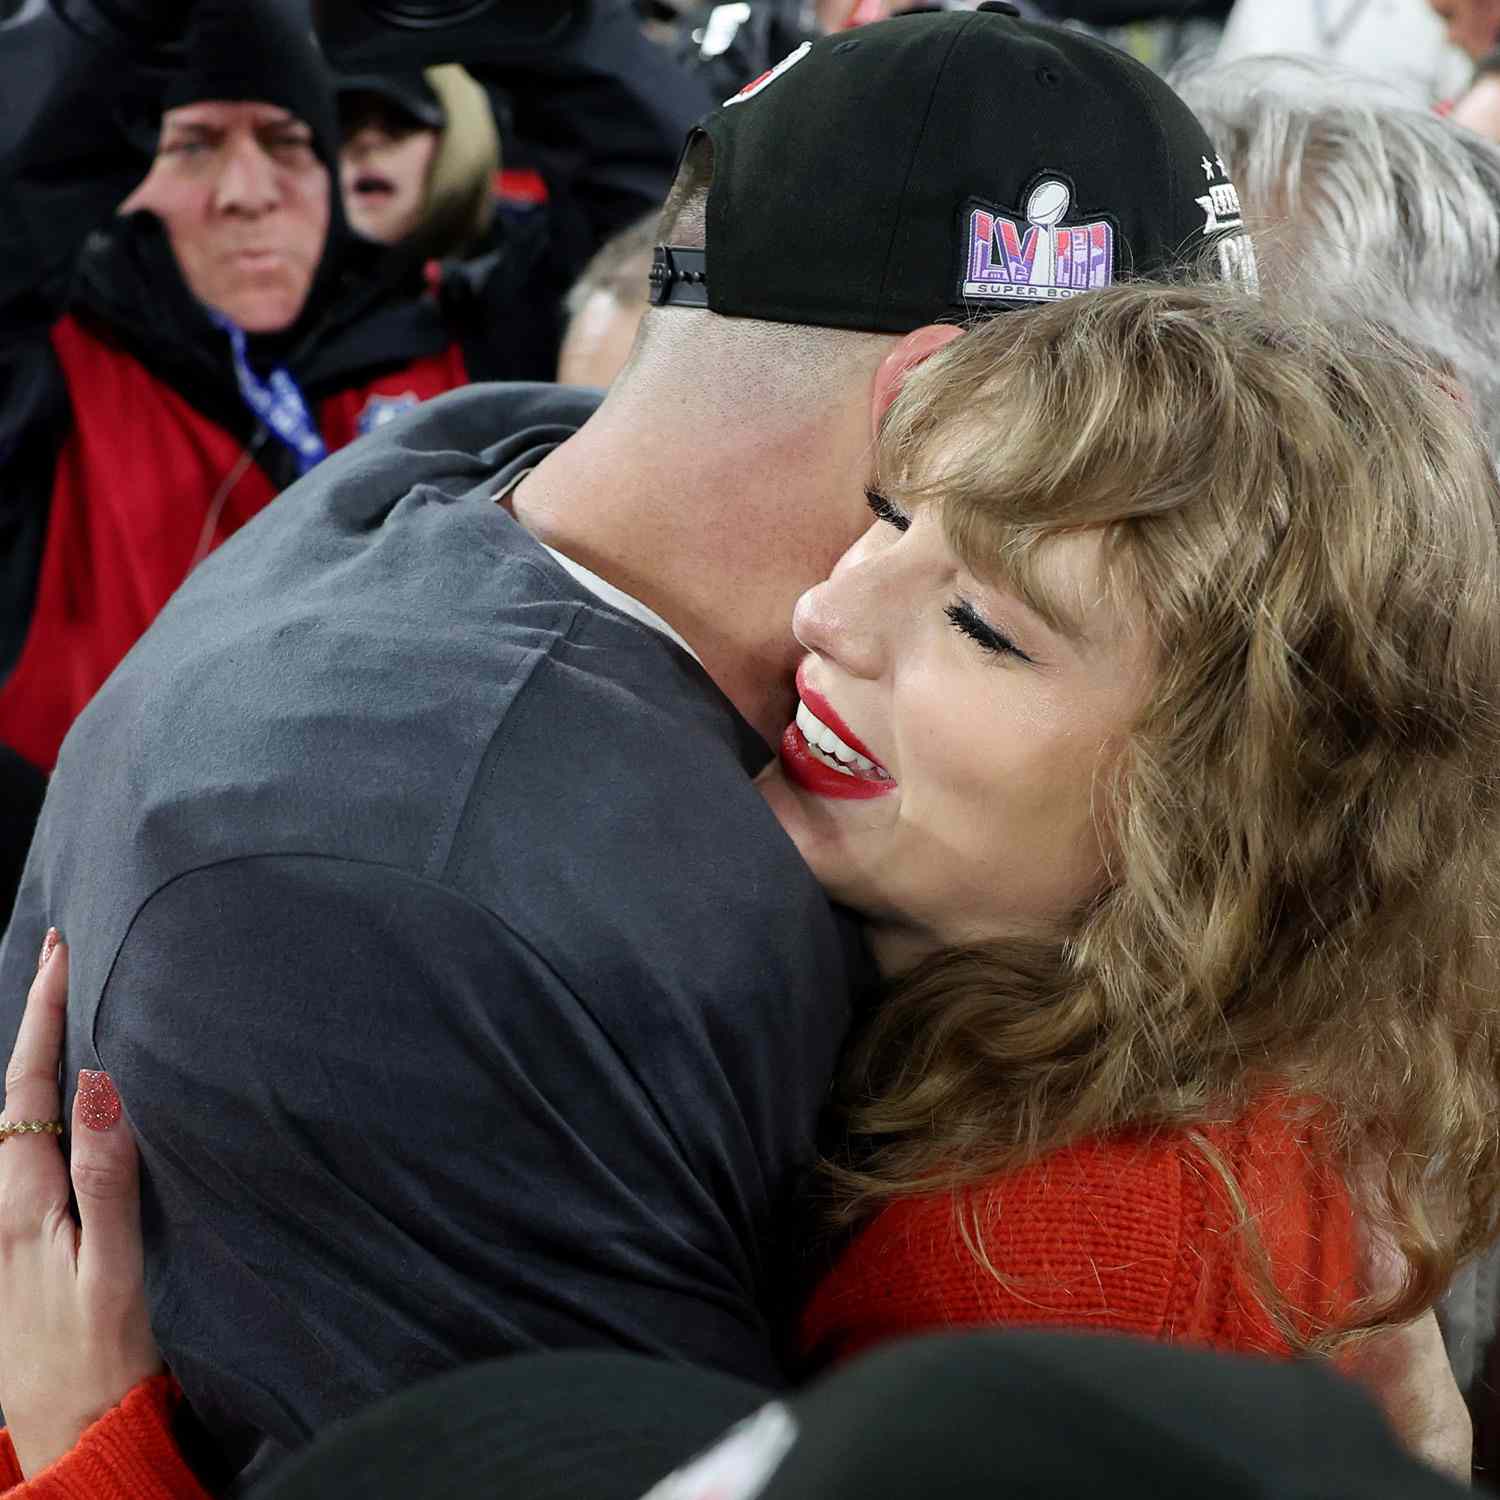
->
<box><xmin>799</xmin><ymin>1097</ymin><xmax>1360</xmax><ymax>1370</ymax></box>
<box><xmin>0</xmin><ymin>1376</ymin><xmax>211</xmax><ymax>1500</ymax></box>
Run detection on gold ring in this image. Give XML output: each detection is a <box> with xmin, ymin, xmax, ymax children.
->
<box><xmin>0</xmin><ymin>1120</ymin><xmax>63</xmax><ymax>1139</ymax></box>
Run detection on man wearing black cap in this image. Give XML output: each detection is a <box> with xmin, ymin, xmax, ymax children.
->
<box><xmin>0</xmin><ymin>0</ymin><xmax>610</xmax><ymax>920</ymax></box>
<box><xmin>0</xmin><ymin>8</ymin><xmax>1348</xmax><ymax>1491</ymax></box>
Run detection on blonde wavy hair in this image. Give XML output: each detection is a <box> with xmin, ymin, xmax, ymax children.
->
<box><xmin>824</xmin><ymin>283</ymin><xmax>1500</xmax><ymax>1345</ymax></box>
<box><xmin>413</xmin><ymin>65</ymin><xmax>499</xmax><ymax>262</ymax></box>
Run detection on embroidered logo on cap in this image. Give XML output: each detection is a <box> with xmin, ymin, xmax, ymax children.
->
<box><xmin>1196</xmin><ymin>155</ymin><xmax>1244</xmax><ymax>235</ymax></box>
<box><xmin>962</xmin><ymin>177</ymin><xmax>1115</xmax><ymax>304</ymax></box>
<box><xmin>356</xmin><ymin>391</ymin><xmax>419</xmax><ymax>437</ymax></box>
<box><xmin>723</xmin><ymin>41</ymin><xmax>812</xmax><ymax>106</ymax></box>
<box><xmin>1195</xmin><ymin>153</ymin><xmax>1258</xmax><ymax>288</ymax></box>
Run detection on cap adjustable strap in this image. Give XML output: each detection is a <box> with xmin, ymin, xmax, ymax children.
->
<box><xmin>649</xmin><ymin>246</ymin><xmax>710</xmax><ymax>308</ymax></box>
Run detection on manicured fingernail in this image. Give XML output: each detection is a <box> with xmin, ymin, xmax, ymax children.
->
<box><xmin>37</xmin><ymin>928</ymin><xmax>60</xmax><ymax>975</ymax></box>
<box><xmin>77</xmin><ymin>1071</ymin><xmax>121</xmax><ymax>1132</ymax></box>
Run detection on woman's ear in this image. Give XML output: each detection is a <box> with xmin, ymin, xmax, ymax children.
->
<box><xmin>869</xmin><ymin>323</ymin><xmax>964</xmax><ymax>437</ymax></box>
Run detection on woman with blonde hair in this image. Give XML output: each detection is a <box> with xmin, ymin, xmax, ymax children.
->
<box><xmin>0</xmin><ymin>284</ymin><xmax>1496</xmax><ymax>1493</ymax></box>
<box><xmin>780</xmin><ymin>283</ymin><xmax>1500</xmax><ymax>1366</ymax></box>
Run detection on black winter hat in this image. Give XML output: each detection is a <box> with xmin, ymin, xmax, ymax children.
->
<box><xmin>650</xmin><ymin>5</ymin><xmax>1254</xmax><ymax>331</ymax></box>
<box><xmin>162</xmin><ymin>0</ymin><xmax>340</xmax><ymax>175</ymax></box>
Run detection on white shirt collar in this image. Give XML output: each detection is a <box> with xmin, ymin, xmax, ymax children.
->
<box><xmin>493</xmin><ymin>470</ymin><xmax>703</xmax><ymax>668</ymax></box>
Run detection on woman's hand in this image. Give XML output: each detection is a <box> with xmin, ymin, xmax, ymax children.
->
<box><xmin>0</xmin><ymin>934</ymin><xmax>162</xmax><ymax>1479</ymax></box>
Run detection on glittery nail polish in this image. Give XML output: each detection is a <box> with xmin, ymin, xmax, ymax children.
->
<box><xmin>77</xmin><ymin>1071</ymin><xmax>121</xmax><ymax>1132</ymax></box>
<box><xmin>36</xmin><ymin>928</ymin><xmax>59</xmax><ymax>975</ymax></box>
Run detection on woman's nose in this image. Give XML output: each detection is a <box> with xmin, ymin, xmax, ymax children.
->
<box><xmin>792</xmin><ymin>547</ymin><xmax>888</xmax><ymax>682</ymax></box>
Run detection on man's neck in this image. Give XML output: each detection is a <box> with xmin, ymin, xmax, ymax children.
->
<box><xmin>504</xmin><ymin>414</ymin><xmax>808</xmax><ymax>747</ymax></box>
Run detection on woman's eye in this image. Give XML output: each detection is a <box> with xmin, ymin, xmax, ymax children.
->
<box><xmin>945</xmin><ymin>600</ymin><xmax>1031</xmax><ymax>663</ymax></box>
<box><xmin>864</xmin><ymin>488</ymin><xmax>910</xmax><ymax>532</ymax></box>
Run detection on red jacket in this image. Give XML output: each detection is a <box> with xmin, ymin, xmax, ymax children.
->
<box><xmin>0</xmin><ymin>314</ymin><xmax>468</xmax><ymax>773</ymax></box>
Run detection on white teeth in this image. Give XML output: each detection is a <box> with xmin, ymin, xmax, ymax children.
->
<box><xmin>795</xmin><ymin>698</ymin><xmax>888</xmax><ymax>778</ymax></box>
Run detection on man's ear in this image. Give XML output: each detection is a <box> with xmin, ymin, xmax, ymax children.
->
<box><xmin>870</xmin><ymin>323</ymin><xmax>964</xmax><ymax>437</ymax></box>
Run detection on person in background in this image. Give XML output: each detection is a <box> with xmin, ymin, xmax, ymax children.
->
<box><xmin>1430</xmin><ymin>0</ymin><xmax>1500</xmax><ymax>56</ymax></box>
<box><xmin>1216</xmin><ymin>0</ymin><xmax>1469</xmax><ymax>105</ymax></box>
<box><xmin>556</xmin><ymin>211</ymin><xmax>658</xmax><ymax>387</ymax></box>
<box><xmin>337</xmin><ymin>66</ymin><xmax>501</xmax><ymax>263</ymax></box>
<box><xmin>0</xmin><ymin>0</ymin><xmax>564</xmax><ymax>925</ymax></box>
<box><xmin>1177</xmin><ymin>54</ymin><xmax>1500</xmax><ymax>457</ymax></box>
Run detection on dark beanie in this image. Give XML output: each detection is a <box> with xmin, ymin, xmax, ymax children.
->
<box><xmin>162</xmin><ymin>0</ymin><xmax>340</xmax><ymax>175</ymax></box>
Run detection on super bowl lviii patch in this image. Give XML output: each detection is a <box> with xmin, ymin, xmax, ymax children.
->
<box><xmin>961</xmin><ymin>177</ymin><xmax>1115</xmax><ymax>305</ymax></box>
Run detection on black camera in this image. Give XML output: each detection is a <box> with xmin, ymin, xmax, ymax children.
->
<box><xmin>313</xmin><ymin>0</ymin><xmax>590</xmax><ymax>69</ymax></box>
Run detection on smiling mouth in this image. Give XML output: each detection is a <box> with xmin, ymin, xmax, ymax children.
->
<box><xmin>778</xmin><ymin>690</ymin><xmax>896</xmax><ymax>802</ymax></box>
<box><xmin>794</xmin><ymin>699</ymin><xmax>890</xmax><ymax>780</ymax></box>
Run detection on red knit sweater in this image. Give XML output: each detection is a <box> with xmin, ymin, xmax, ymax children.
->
<box><xmin>800</xmin><ymin>1096</ymin><xmax>1360</xmax><ymax>1366</ymax></box>
<box><xmin>0</xmin><ymin>1100</ymin><xmax>1358</xmax><ymax>1497</ymax></box>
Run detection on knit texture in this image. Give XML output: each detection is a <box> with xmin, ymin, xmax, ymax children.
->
<box><xmin>800</xmin><ymin>1097</ymin><xmax>1359</xmax><ymax>1367</ymax></box>
<box><xmin>0</xmin><ymin>1376</ymin><xmax>207</xmax><ymax>1500</ymax></box>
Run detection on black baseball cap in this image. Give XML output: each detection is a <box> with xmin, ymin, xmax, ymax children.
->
<box><xmin>249</xmin><ymin>1331</ymin><xmax>1465</xmax><ymax>1500</ymax></box>
<box><xmin>335</xmin><ymin>71</ymin><xmax>446</xmax><ymax>131</ymax></box>
<box><xmin>650</xmin><ymin>5</ymin><xmax>1252</xmax><ymax>330</ymax></box>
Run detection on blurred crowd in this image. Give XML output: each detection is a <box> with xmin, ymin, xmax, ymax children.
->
<box><xmin>7</xmin><ymin>0</ymin><xmax>1500</xmax><ymax>1497</ymax></box>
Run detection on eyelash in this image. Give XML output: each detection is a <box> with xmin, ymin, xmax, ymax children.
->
<box><xmin>865</xmin><ymin>490</ymin><xmax>1031</xmax><ymax>662</ymax></box>
<box><xmin>946</xmin><ymin>600</ymin><xmax>1032</xmax><ymax>663</ymax></box>
<box><xmin>864</xmin><ymin>488</ymin><xmax>909</xmax><ymax>532</ymax></box>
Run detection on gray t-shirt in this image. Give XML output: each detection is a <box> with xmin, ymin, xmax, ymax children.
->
<box><xmin>0</xmin><ymin>383</ymin><xmax>862</xmax><ymax>1487</ymax></box>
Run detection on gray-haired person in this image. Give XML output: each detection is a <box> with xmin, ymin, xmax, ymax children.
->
<box><xmin>1178</xmin><ymin>54</ymin><xmax>1500</xmax><ymax>459</ymax></box>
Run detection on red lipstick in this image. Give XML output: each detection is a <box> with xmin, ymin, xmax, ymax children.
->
<box><xmin>779</xmin><ymin>723</ymin><xmax>894</xmax><ymax>799</ymax></box>
<box><xmin>779</xmin><ymin>661</ymin><xmax>896</xmax><ymax>801</ymax></box>
<box><xmin>795</xmin><ymin>663</ymin><xmax>884</xmax><ymax>767</ymax></box>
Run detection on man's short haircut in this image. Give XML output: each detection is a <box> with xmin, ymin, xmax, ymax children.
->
<box><xmin>625</xmin><ymin>135</ymin><xmax>890</xmax><ymax>410</ymax></box>
<box><xmin>656</xmin><ymin>133</ymin><xmax>712</xmax><ymax>251</ymax></box>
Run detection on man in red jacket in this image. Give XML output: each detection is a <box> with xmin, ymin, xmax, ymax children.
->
<box><xmin>0</xmin><ymin>0</ymin><xmax>659</xmax><ymax>919</ymax></box>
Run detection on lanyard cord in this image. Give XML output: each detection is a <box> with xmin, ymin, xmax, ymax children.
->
<box><xmin>208</xmin><ymin>311</ymin><xmax>328</xmax><ymax>476</ymax></box>
<box><xmin>189</xmin><ymin>425</ymin><xmax>270</xmax><ymax>573</ymax></box>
